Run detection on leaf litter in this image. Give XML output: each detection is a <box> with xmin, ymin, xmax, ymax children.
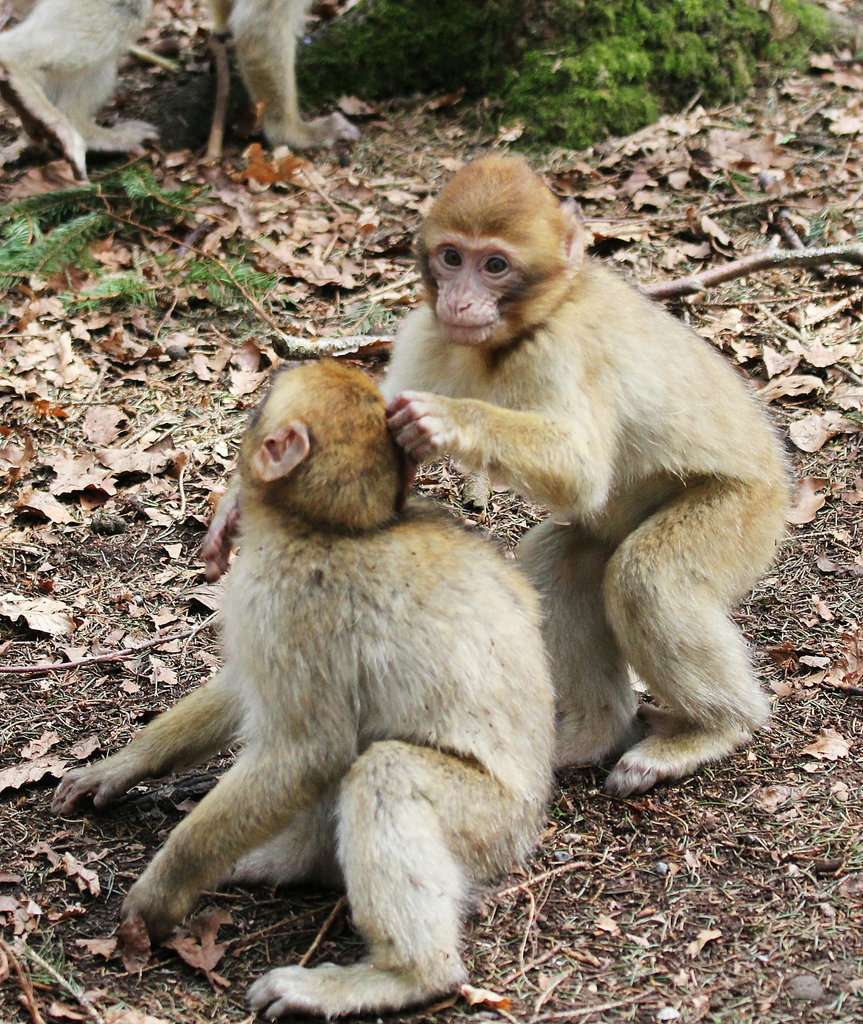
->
<box><xmin>0</xmin><ymin>2</ymin><xmax>862</xmax><ymax>1021</ymax></box>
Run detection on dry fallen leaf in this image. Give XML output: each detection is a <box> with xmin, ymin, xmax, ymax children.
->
<box><xmin>117</xmin><ymin>912</ymin><xmax>152</xmax><ymax>972</ymax></box>
<box><xmin>61</xmin><ymin>852</ymin><xmax>101</xmax><ymax>897</ymax></box>
<box><xmin>15</xmin><ymin>489</ymin><xmax>75</xmax><ymax>524</ymax></box>
<box><xmin>751</xmin><ymin>785</ymin><xmax>799</xmax><ymax>811</ymax></box>
<box><xmin>459</xmin><ymin>983</ymin><xmax>511</xmax><ymax>1011</ymax></box>
<box><xmin>786</xmin><ymin>477</ymin><xmax>828</xmax><ymax>526</ymax></box>
<box><xmin>104</xmin><ymin>1009</ymin><xmax>172</xmax><ymax>1024</ymax></box>
<box><xmin>687</xmin><ymin>927</ymin><xmax>722</xmax><ymax>958</ymax></box>
<box><xmin>595</xmin><ymin>913</ymin><xmax>622</xmax><ymax>936</ymax></box>
<box><xmin>21</xmin><ymin>730</ymin><xmax>61</xmax><ymax>759</ymax></box>
<box><xmin>0</xmin><ymin>756</ymin><xmax>69</xmax><ymax>795</ymax></box>
<box><xmin>800</xmin><ymin>727</ymin><xmax>852</xmax><ymax>761</ymax></box>
<box><xmin>0</xmin><ymin>592</ymin><xmax>77</xmax><ymax>636</ymax></box>
<box><xmin>163</xmin><ymin>908</ymin><xmax>233</xmax><ymax>986</ymax></box>
<box><xmin>75</xmin><ymin>936</ymin><xmax>118</xmax><ymax>958</ymax></box>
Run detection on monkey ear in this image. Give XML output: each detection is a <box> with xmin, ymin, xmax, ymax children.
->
<box><xmin>252</xmin><ymin>422</ymin><xmax>311</xmax><ymax>481</ymax></box>
<box><xmin>561</xmin><ymin>200</ymin><xmax>587</xmax><ymax>274</ymax></box>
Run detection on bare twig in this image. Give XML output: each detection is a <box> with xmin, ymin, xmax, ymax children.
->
<box><xmin>297</xmin><ymin>896</ymin><xmax>348</xmax><ymax>967</ymax></box>
<box><xmin>642</xmin><ymin>243</ymin><xmax>863</xmax><ymax>300</ymax></box>
<box><xmin>205</xmin><ymin>34</ymin><xmax>230</xmax><ymax>161</ymax></box>
<box><xmin>128</xmin><ymin>44</ymin><xmax>179</xmax><ymax>72</ymax></box>
<box><xmin>773</xmin><ymin>208</ymin><xmax>806</xmax><ymax>252</ymax></box>
<box><xmin>494</xmin><ymin>861</ymin><xmax>591</xmax><ymax>900</ymax></box>
<box><xmin>0</xmin><ymin>615</ymin><xmax>218</xmax><ymax>676</ymax></box>
<box><xmin>271</xmin><ymin>334</ymin><xmax>394</xmax><ymax>361</ymax></box>
<box><xmin>0</xmin><ymin>938</ymin><xmax>47</xmax><ymax>1024</ymax></box>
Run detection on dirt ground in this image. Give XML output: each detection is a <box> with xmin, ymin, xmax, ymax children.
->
<box><xmin>1</xmin><ymin>2</ymin><xmax>862</xmax><ymax>1023</ymax></box>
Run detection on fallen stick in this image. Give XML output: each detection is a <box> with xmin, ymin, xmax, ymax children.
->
<box><xmin>642</xmin><ymin>243</ymin><xmax>863</xmax><ymax>300</ymax></box>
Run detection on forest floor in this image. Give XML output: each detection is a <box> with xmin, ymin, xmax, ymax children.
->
<box><xmin>1</xmin><ymin>1</ymin><xmax>862</xmax><ymax>1023</ymax></box>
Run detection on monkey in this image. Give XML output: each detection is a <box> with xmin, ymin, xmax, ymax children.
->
<box><xmin>384</xmin><ymin>154</ymin><xmax>789</xmax><ymax>799</ymax></box>
<box><xmin>53</xmin><ymin>360</ymin><xmax>555</xmax><ymax>1018</ymax></box>
<box><xmin>0</xmin><ymin>0</ymin><xmax>356</xmax><ymax>180</ymax></box>
<box><xmin>211</xmin><ymin>0</ymin><xmax>359</xmax><ymax>150</ymax></box>
<box><xmin>0</xmin><ymin>0</ymin><xmax>157</xmax><ymax>179</ymax></box>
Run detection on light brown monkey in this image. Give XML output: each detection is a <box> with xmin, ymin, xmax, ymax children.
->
<box><xmin>385</xmin><ymin>154</ymin><xmax>789</xmax><ymax>798</ymax></box>
<box><xmin>0</xmin><ymin>0</ymin><xmax>156</xmax><ymax>179</ymax></box>
<box><xmin>53</xmin><ymin>361</ymin><xmax>554</xmax><ymax>1018</ymax></box>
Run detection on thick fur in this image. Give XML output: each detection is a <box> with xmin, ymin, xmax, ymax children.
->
<box><xmin>385</xmin><ymin>155</ymin><xmax>789</xmax><ymax>797</ymax></box>
<box><xmin>54</xmin><ymin>362</ymin><xmax>554</xmax><ymax>1018</ymax></box>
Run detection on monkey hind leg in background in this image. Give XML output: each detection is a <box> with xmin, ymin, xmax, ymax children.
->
<box><xmin>53</xmin><ymin>361</ymin><xmax>555</xmax><ymax>1018</ymax></box>
<box><xmin>211</xmin><ymin>0</ymin><xmax>359</xmax><ymax>148</ymax></box>
<box><xmin>0</xmin><ymin>0</ymin><xmax>157</xmax><ymax>179</ymax></box>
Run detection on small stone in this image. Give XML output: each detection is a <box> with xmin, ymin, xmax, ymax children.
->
<box><xmin>784</xmin><ymin>974</ymin><xmax>824</xmax><ymax>1002</ymax></box>
<box><xmin>90</xmin><ymin>513</ymin><xmax>127</xmax><ymax>535</ymax></box>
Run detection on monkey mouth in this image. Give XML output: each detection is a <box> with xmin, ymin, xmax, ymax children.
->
<box><xmin>443</xmin><ymin>321</ymin><xmax>500</xmax><ymax>346</ymax></box>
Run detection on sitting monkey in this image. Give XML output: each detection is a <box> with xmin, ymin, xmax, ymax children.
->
<box><xmin>53</xmin><ymin>361</ymin><xmax>555</xmax><ymax>1018</ymax></box>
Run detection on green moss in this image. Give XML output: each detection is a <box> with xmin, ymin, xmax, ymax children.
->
<box><xmin>297</xmin><ymin>0</ymin><xmax>523</xmax><ymax>100</ymax></box>
<box><xmin>298</xmin><ymin>0</ymin><xmax>835</xmax><ymax>147</ymax></box>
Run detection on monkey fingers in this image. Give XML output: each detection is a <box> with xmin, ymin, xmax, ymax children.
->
<box><xmin>121</xmin><ymin>869</ymin><xmax>196</xmax><ymax>944</ymax></box>
<box><xmin>52</xmin><ymin>759</ymin><xmax>138</xmax><ymax>814</ymax></box>
<box><xmin>386</xmin><ymin>391</ymin><xmax>453</xmax><ymax>462</ymax></box>
<box><xmin>202</xmin><ymin>480</ymin><xmax>241</xmax><ymax>581</ymax></box>
<box><xmin>304</xmin><ymin>112</ymin><xmax>360</xmax><ymax>147</ymax></box>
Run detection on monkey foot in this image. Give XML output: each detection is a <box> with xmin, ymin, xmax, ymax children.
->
<box><xmin>264</xmin><ymin>112</ymin><xmax>359</xmax><ymax>150</ymax></box>
<box><xmin>247</xmin><ymin>962</ymin><xmax>461</xmax><ymax>1018</ymax></box>
<box><xmin>602</xmin><ymin>724</ymin><xmax>753</xmax><ymax>797</ymax></box>
<box><xmin>553</xmin><ymin>711</ymin><xmax>644</xmax><ymax>770</ymax></box>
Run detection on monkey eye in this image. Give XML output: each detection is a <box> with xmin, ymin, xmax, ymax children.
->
<box><xmin>485</xmin><ymin>255</ymin><xmax>509</xmax><ymax>275</ymax></box>
<box><xmin>441</xmin><ymin>248</ymin><xmax>462</xmax><ymax>268</ymax></box>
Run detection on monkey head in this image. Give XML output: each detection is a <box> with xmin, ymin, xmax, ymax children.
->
<box><xmin>240</xmin><ymin>361</ymin><xmax>409</xmax><ymax>532</ymax></box>
<box><xmin>416</xmin><ymin>155</ymin><xmax>586</xmax><ymax>348</ymax></box>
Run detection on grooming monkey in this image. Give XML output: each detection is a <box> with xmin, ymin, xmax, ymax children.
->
<box><xmin>385</xmin><ymin>154</ymin><xmax>789</xmax><ymax>798</ymax></box>
<box><xmin>53</xmin><ymin>361</ymin><xmax>554</xmax><ymax>1018</ymax></box>
<box><xmin>0</xmin><ymin>0</ymin><xmax>357</xmax><ymax>179</ymax></box>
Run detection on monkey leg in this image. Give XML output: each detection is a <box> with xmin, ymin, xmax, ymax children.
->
<box><xmin>0</xmin><ymin>64</ymin><xmax>88</xmax><ymax>178</ymax></box>
<box><xmin>248</xmin><ymin>740</ymin><xmax>527</xmax><ymax>1017</ymax></box>
<box><xmin>122</xmin><ymin>745</ymin><xmax>321</xmax><ymax>941</ymax></box>
<box><xmin>224</xmin><ymin>791</ymin><xmax>341</xmax><ymax>889</ymax></box>
<box><xmin>602</xmin><ymin>481</ymin><xmax>780</xmax><ymax>797</ymax></box>
<box><xmin>49</xmin><ymin>64</ymin><xmax>157</xmax><ymax>153</ymax></box>
<box><xmin>52</xmin><ymin>676</ymin><xmax>241</xmax><ymax>815</ymax></box>
<box><xmin>228</xmin><ymin>0</ymin><xmax>358</xmax><ymax>149</ymax></box>
<box><xmin>518</xmin><ymin>520</ymin><xmax>641</xmax><ymax>769</ymax></box>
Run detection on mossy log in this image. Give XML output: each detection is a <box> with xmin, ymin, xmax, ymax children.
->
<box><xmin>297</xmin><ymin>0</ymin><xmax>837</xmax><ymax>147</ymax></box>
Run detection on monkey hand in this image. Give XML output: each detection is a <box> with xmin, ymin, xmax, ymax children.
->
<box><xmin>386</xmin><ymin>391</ymin><xmax>456</xmax><ymax>463</ymax></box>
<box><xmin>120</xmin><ymin>866</ymin><xmax>195</xmax><ymax>944</ymax></box>
<box><xmin>202</xmin><ymin>483</ymin><xmax>241</xmax><ymax>581</ymax></box>
<box><xmin>52</xmin><ymin>759</ymin><xmax>140</xmax><ymax>815</ymax></box>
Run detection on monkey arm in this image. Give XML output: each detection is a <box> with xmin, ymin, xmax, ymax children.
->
<box><xmin>52</xmin><ymin>677</ymin><xmax>242</xmax><ymax>815</ymax></box>
<box><xmin>387</xmin><ymin>390</ymin><xmax>614</xmax><ymax>512</ymax></box>
<box><xmin>121</xmin><ymin>746</ymin><xmax>344</xmax><ymax>941</ymax></box>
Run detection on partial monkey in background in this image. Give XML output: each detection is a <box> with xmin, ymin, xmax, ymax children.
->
<box><xmin>0</xmin><ymin>0</ymin><xmax>156</xmax><ymax>179</ymax></box>
<box><xmin>212</xmin><ymin>0</ymin><xmax>358</xmax><ymax>149</ymax></box>
<box><xmin>0</xmin><ymin>0</ymin><xmax>357</xmax><ymax>179</ymax></box>
<box><xmin>54</xmin><ymin>361</ymin><xmax>554</xmax><ymax>1018</ymax></box>
<box><xmin>386</xmin><ymin>155</ymin><xmax>789</xmax><ymax>798</ymax></box>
